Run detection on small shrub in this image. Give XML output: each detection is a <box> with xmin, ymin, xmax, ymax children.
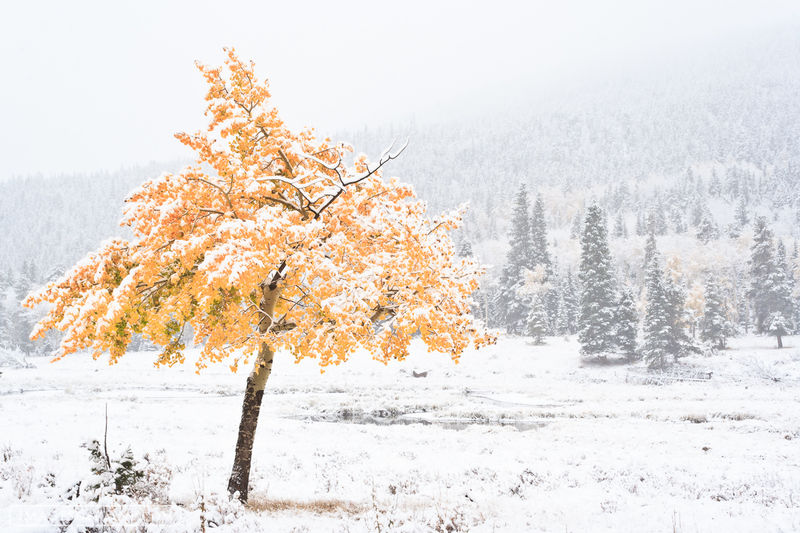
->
<box><xmin>78</xmin><ymin>440</ymin><xmax>171</xmax><ymax>503</ymax></box>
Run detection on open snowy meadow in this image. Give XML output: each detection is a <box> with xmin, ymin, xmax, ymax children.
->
<box><xmin>1</xmin><ymin>334</ymin><xmax>798</xmax><ymax>532</ymax></box>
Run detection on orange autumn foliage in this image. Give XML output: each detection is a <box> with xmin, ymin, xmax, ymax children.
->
<box><xmin>24</xmin><ymin>49</ymin><xmax>493</xmax><ymax>372</ymax></box>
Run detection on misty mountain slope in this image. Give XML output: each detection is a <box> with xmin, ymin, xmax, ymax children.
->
<box><xmin>2</xmin><ymin>32</ymin><xmax>799</xmax><ymax>280</ymax></box>
<box><xmin>0</xmin><ymin>162</ymin><xmax>182</xmax><ymax>276</ymax></box>
<box><xmin>343</xmin><ymin>30</ymin><xmax>800</xmax><ymax>227</ymax></box>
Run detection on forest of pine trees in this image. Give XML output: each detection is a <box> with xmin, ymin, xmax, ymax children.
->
<box><xmin>486</xmin><ymin>183</ymin><xmax>800</xmax><ymax>370</ymax></box>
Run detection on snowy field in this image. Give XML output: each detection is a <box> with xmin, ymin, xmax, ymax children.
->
<box><xmin>1</xmin><ymin>335</ymin><xmax>799</xmax><ymax>532</ymax></box>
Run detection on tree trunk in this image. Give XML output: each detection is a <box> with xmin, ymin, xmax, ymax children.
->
<box><xmin>227</xmin><ymin>342</ymin><xmax>274</xmax><ymax>501</ymax></box>
<box><xmin>227</xmin><ymin>284</ymin><xmax>281</xmax><ymax>502</ymax></box>
<box><xmin>777</xmin><ymin>334</ymin><xmax>783</xmax><ymax>349</ymax></box>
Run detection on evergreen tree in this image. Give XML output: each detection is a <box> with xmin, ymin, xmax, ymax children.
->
<box><xmin>635</xmin><ymin>210</ymin><xmax>646</xmax><ymax>236</ymax></box>
<box><xmin>655</xmin><ymin>203</ymin><xmax>668</xmax><ymax>235</ymax></box>
<box><xmin>578</xmin><ymin>205</ymin><xmax>617</xmax><ymax>356</ymax></box>
<box><xmin>615</xmin><ymin>287</ymin><xmax>639</xmax><ymax>359</ymax></box>
<box><xmin>557</xmin><ymin>270</ymin><xmax>579</xmax><ymax>335</ymax></box>
<box><xmin>530</xmin><ymin>193</ymin><xmax>551</xmax><ymax>274</ymax></box>
<box><xmin>613</xmin><ymin>211</ymin><xmax>627</xmax><ymax>238</ymax></box>
<box><xmin>642</xmin><ymin>256</ymin><xmax>672</xmax><ymax>369</ymax></box>
<box><xmin>529</xmin><ymin>197</ymin><xmax>557</xmax><ymax>333</ymax></box>
<box><xmin>496</xmin><ymin>185</ymin><xmax>534</xmax><ymax>333</ymax></box>
<box><xmin>767</xmin><ymin>312</ymin><xmax>788</xmax><ymax>348</ymax></box>
<box><xmin>690</xmin><ymin>200</ymin><xmax>705</xmax><ymax>226</ymax></box>
<box><xmin>775</xmin><ymin>240</ymin><xmax>794</xmax><ymax>322</ymax></box>
<box><xmin>696</xmin><ymin>215</ymin><xmax>719</xmax><ymax>244</ymax></box>
<box><xmin>669</xmin><ymin>207</ymin><xmax>686</xmax><ymax>233</ymax></box>
<box><xmin>725</xmin><ymin>168</ymin><xmax>740</xmax><ymax>198</ymax></box>
<box><xmin>734</xmin><ymin>272</ymin><xmax>751</xmax><ymax>334</ymax></box>
<box><xmin>11</xmin><ymin>268</ymin><xmax>37</xmax><ymax>355</ymax></box>
<box><xmin>543</xmin><ymin>287</ymin><xmax>560</xmax><ymax>336</ymax></box>
<box><xmin>646</xmin><ymin>208</ymin><xmax>667</xmax><ymax>236</ymax></box>
<box><xmin>735</xmin><ymin>196</ymin><xmax>749</xmax><ymax>228</ymax></box>
<box><xmin>792</xmin><ymin>243</ymin><xmax>800</xmax><ymax>334</ymax></box>
<box><xmin>643</xmin><ymin>231</ymin><xmax>658</xmax><ymax>273</ymax></box>
<box><xmin>526</xmin><ymin>296</ymin><xmax>548</xmax><ymax>345</ymax></box>
<box><xmin>709</xmin><ymin>170</ymin><xmax>722</xmax><ymax>197</ymax></box>
<box><xmin>748</xmin><ymin>217</ymin><xmax>791</xmax><ymax>333</ymax></box>
<box><xmin>11</xmin><ymin>305</ymin><xmax>35</xmax><ymax>356</ymax></box>
<box><xmin>0</xmin><ymin>303</ymin><xmax>10</xmax><ymax>349</ymax></box>
<box><xmin>570</xmin><ymin>212</ymin><xmax>583</xmax><ymax>240</ymax></box>
<box><xmin>484</xmin><ymin>195</ymin><xmax>498</xmax><ymax>240</ymax></box>
<box><xmin>14</xmin><ymin>266</ymin><xmax>34</xmax><ymax>303</ymax></box>
<box><xmin>474</xmin><ymin>281</ymin><xmax>500</xmax><ymax>329</ymax></box>
<box><xmin>663</xmin><ymin>259</ymin><xmax>695</xmax><ymax>358</ymax></box>
<box><xmin>457</xmin><ymin>239</ymin><xmax>474</xmax><ymax>257</ymax></box>
<box><xmin>23</xmin><ymin>260</ymin><xmax>38</xmax><ymax>286</ymax></box>
<box><xmin>725</xmin><ymin>223</ymin><xmax>741</xmax><ymax>239</ymax></box>
<box><xmin>699</xmin><ymin>275</ymin><xmax>732</xmax><ymax>349</ymax></box>
<box><xmin>0</xmin><ymin>267</ymin><xmax>11</xmax><ymax>293</ymax></box>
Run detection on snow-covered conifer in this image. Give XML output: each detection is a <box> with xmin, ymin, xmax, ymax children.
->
<box><xmin>557</xmin><ymin>270</ymin><xmax>579</xmax><ymax>335</ymax></box>
<box><xmin>613</xmin><ymin>211</ymin><xmax>627</xmax><ymax>238</ymax></box>
<box><xmin>642</xmin><ymin>256</ymin><xmax>672</xmax><ymax>369</ymax></box>
<box><xmin>570</xmin><ymin>212</ymin><xmax>583</xmax><ymax>240</ymax></box>
<box><xmin>700</xmin><ymin>275</ymin><xmax>732</xmax><ymax>349</ymax></box>
<box><xmin>663</xmin><ymin>258</ymin><xmax>695</xmax><ymax>358</ymax></box>
<box><xmin>709</xmin><ymin>170</ymin><xmax>722</xmax><ymax>197</ymax></box>
<box><xmin>526</xmin><ymin>296</ymin><xmax>548</xmax><ymax>345</ymax></box>
<box><xmin>457</xmin><ymin>239</ymin><xmax>474</xmax><ymax>257</ymax></box>
<box><xmin>669</xmin><ymin>207</ymin><xmax>686</xmax><ymax>233</ymax></box>
<box><xmin>748</xmin><ymin>217</ymin><xmax>791</xmax><ymax>333</ymax></box>
<box><xmin>635</xmin><ymin>210</ymin><xmax>646</xmax><ymax>236</ymax></box>
<box><xmin>696</xmin><ymin>215</ymin><xmax>719</xmax><ymax>244</ymax></box>
<box><xmin>775</xmin><ymin>240</ymin><xmax>794</xmax><ymax>322</ymax></box>
<box><xmin>792</xmin><ymin>242</ymin><xmax>800</xmax><ymax>334</ymax></box>
<box><xmin>647</xmin><ymin>207</ymin><xmax>667</xmax><ymax>236</ymax></box>
<box><xmin>0</xmin><ymin>303</ymin><xmax>10</xmax><ymax>349</ymax></box>
<box><xmin>643</xmin><ymin>231</ymin><xmax>658</xmax><ymax>273</ymax></box>
<box><xmin>735</xmin><ymin>196</ymin><xmax>749</xmax><ymax>228</ymax></box>
<box><xmin>578</xmin><ymin>204</ymin><xmax>617</xmax><ymax>356</ymax></box>
<box><xmin>690</xmin><ymin>200</ymin><xmax>705</xmax><ymax>226</ymax></box>
<box><xmin>530</xmin><ymin>193</ymin><xmax>552</xmax><ymax>276</ymax></box>
<box><xmin>615</xmin><ymin>286</ymin><xmax>639</xmax><ymax>359</ymax></box>
<box><xmin>496</xmin><ymin>185</ymin><xmax>535</xmax><ymax>333</ymax></box>
<box><xmin>767</xmin><ymin>312</ymin><xmax>788</xmax><ymax>348</ymax></box>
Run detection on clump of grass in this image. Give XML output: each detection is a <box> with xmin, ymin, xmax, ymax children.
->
<box><xmin>681</xmin><ymin>414</ymin><xmax>708</xmax><ymax>424</ymax></box>
<box><xmin>247</xmin><ymin>497</ymin><xmax>366</xmax><ymax>515</ymax></box>
<box><xmin>710</xmin><ymin>412</ymin><xmax>758</xmax><ymax>421</ymax></box>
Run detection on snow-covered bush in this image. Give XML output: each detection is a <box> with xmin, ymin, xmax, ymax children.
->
<box><xmin>0</xmin><ymin>348</ymin><xmax>33</xmax><ymax>369</ymax></box>
<box><xmin>70</xmin><ymin>440</ymin><xmax>172</xmax><ymax>504</ymax></box>
<box><xmin>0</xmin><ymin>445</ymin><xmax>34</xmax><ymax>499</ymax></box>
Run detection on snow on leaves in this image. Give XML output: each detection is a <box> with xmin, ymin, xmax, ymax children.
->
<box><xmin>25</xmin><ymin>49</ymin><xmax>493</xmax><ymax>372</ymax></box>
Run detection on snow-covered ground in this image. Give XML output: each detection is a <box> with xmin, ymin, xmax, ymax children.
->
<box><xmin>1</xmin><ymin>335</ymin><xmax>799</xmax><ymax>532</ymax></box>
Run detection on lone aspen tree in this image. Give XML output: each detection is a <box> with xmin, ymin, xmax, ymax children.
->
<box><xmin>24</xmin><ymin>50</ymin><xmax>492</xmax><ymax>501</ymax></box>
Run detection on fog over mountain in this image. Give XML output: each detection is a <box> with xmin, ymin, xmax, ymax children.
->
<box><xmin>2</xmin><ymin>27</ymin><xmax>799</xmax><ymax>276</ymax></box>
<box><xmin>2</xmin><ymin>1</ymin><xmax>798</xmax><ymax>177</ymax></box>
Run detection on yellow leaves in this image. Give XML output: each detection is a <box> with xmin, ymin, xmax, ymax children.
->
<box><xmin>26</xmin><ymin>49</ymin><xmax>491</xmax><ymax>372</ymax></box>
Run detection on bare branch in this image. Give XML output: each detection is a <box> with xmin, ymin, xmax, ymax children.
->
<box><xmin>312</xmin><ymin>138</ymin><xmax>408</xmax><ymax>219</ymax></box>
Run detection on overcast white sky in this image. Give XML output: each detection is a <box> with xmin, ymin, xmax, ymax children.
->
<box><xmin>1</xmin><ymin>0</ymin><xmax>798</xmax><ymax>178</ymax></box>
